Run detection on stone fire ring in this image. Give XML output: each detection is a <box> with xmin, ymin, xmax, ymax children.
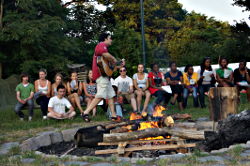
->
<box><xmin>20</xmin><ymin>128</ymin><xmax>78</xmax><ymax>152</ymax></box>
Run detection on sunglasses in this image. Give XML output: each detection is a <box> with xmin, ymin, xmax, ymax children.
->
<box><xmin>120</xmin><ymin>69</ymin><xmax>126</xmax><ymax>72</ymax></box>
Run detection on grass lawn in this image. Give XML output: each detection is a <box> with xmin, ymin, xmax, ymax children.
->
<box><xmin>0</xmin><ymin>94</ymin><xmax>249</xmax><ymax>165</ymax></box>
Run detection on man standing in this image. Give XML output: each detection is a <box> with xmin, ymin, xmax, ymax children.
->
<box><xmin>14</xmin><ymin>73</ymin><xmax>35</xmax><ymax>121</ymax></box>
<box><xmin>47</xmin><ymin>85</ymin><xmax>76</xmax><ymax>119</ymax></box>
<box><xmin>82</xmin><ymin>33</ymin><xmax>121</xmax><ymax>122</ymax></box>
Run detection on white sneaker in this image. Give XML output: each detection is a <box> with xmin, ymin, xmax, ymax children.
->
<box><xmin>43</xmin><ymin>116</ymin><xmax>47</xmax><ymax>120</ymax></box>
<box><xmin>20</xmin><ymin>118</ymin><xmax>24</xmax><ymax>121</ymax></box>
<box><xmin>28</xmin><ymin>116</ymin><xmax>32</xmax><ymax>121</ymax></box>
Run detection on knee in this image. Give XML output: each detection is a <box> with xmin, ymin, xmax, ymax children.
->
<box><xmin>14</xmin><ymin>104</ymin><xmax>21</xmax><ymax>113</ymax></box>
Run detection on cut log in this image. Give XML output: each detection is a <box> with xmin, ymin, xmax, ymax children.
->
<box><xmin>103</xmin><ymin>127</ymin><xmax>204</xmax><ymax>142</ymax></box>
<box><xmin>105</xmin><ymin>121</ymin><xmax>136</xmax><ymax>130</ymax></box>
<box><xmin>203</xmin><ymin>110</ymin><xmax>250</xmax><ymax>151</ymax></box>
<box><xmin>98</xmin><ymin>138</ymin><xmax>184</xmax><ymax>146</ymax></box>
<box><xmin>110</xmin><ymin>127</ymin><xmax>129</xmax><ymax>133</ymax></box>
<box><xmin>95</xmin><ymin>143</ymin><xmax>196</xmax><ymax>155</ymax></box>
<box><xmin>208</xmin><ymin>87</ymin><xmax>238</xmax><ymax>121</ymax></box>
<box><xmin>170</xmin><ymin>113</ymin><xmax>192</xmax><ymax>120</ymax></box>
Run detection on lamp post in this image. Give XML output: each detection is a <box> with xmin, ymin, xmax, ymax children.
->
<box><xmin>140</xmin><ymin>0</ymin><xmax>146</xmax><ymax>66</ymax></box>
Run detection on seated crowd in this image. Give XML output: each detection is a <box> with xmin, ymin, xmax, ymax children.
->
<box><xmin>14</xmin><ymin>57</ymin><xmax>250</xmax><ymax>121</ymax></box>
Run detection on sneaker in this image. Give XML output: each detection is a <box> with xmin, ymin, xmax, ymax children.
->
<box><xmin>43</xmin><ymin>116</ymin><xmax>47</xmax><ymax>120</ymax></box>
<box><xmin>20</xmin><ymin>118</ymin><xmax>24</xmax><ymax>121</ymax></box>
<box><xmin>28</xmin><ymin>116</ymin><xmax>32</xmax><ymax>121</ymax></box>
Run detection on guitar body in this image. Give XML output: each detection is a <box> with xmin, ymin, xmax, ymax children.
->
<box><xmin>97</xmin><ymin>56</ymin><xmax>117</xmax><ymax>77</ymax></box>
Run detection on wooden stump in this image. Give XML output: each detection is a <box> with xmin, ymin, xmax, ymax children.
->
<box><xmin>208</xmin><ymin>87</ymin><xmax>238</xmax><ymax>121</ymax></box>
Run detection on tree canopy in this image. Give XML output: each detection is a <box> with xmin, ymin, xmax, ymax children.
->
<box><xmin>0</xmin><ymin>0</ymin><xmax>249</xmax><ymax>79</ymax></box>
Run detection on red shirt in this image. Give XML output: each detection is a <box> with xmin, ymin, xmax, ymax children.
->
<box><xmin>92</xmin><ymin>42</ymin><xmax>108</xmax><ymax>81</ymax></box>
<box><xmin>148</xmin><ymin>71</ymin><xmax>164</xmax><ymax>94</ymax></box>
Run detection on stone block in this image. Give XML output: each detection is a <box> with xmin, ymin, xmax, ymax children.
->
<box><xmin>211</xmin><ymin>148</ymin><xmax>229</xmax><ymax>154</ymax></box>
<box><xmin>34</xmin><ymin>133</ymin><xmax>52</xmax><ymax>147</ymax></box>
<box><xmin>21</xmin><ymin>158</ymin><xmax>35</xmax><ymax>164</ymax></box>
<box><xmin>0</xmin><ymin>142</ymin><xmax>19</xmax><ymax>155</ymax></box>
<box><xmin>197</xmin><ymin>156</ymin><xmax>225</xmax><ymax>163</ymax></box>
<box><xmin>50</xmin><ymin>132</ymin><xmax>63</xmax><ymax>144</ymax></box>
<box><xmin>62</xmin><ymin>128</ymin><xmax>78</xmax><ymax>142</ymax></box>
<box><xmin>20</xmin><ymin>138</ymin><xmax>40</xmax><ymax>151</ymax></box>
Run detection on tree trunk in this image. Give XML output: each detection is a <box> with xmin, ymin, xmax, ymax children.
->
<box><xmin>0</xmin><ymin>0</ymin><xmax>3</xmax><ymax>79</ymax></box>
<box><xmin>103</xmin><ymin>127</ymin><xmax>205</xmax><ymax>142</ymax></box>
<box><xmin>203</xmin><ymin>110</ymin><xmax>250</xmax><ymax>151</ymax></box>
<box><xmin>208</xmin><ymin>87</ymin><xmax>238</xmax><ymax>121</ymax></box>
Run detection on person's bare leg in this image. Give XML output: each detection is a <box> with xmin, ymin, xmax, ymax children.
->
<box><xmin>108</xmin><ymin>98</ymin><xmax>116</xmax><ymax>117</ymax></box>
<box><xmin>92</xmin><ymin>107</ymin><xmax>97</xmax><ymax>116</ymax></box>
<box><xmin>142</xmin><ymin>91</ymin><xmax>151</xmax><ymax>113</ymax></box>
<box><xmin>73</xmin><ymin>93</ymin><xmax>84</xmax><ymax>114</ymax></box>
<box><xmin>171</xmin><ymin>94</ymin><xmax>178</xmax><ymax>104</ymax></box>
<box><xmin>130</xmin><ymin>94</ymin><xmax>137</xmax><ymax>111</ymax></box>
<box><xmin>67</xmin><ymin>111</ymin><xmax>76</xmax><ymax>119</ymax></box>
<box><xmin>84</xmin><ymin>98</ymin><xmax>102</xmax><ymax>115</ymax></box>
<box><xmin>69</xmin><ymin>96</ymin><xmax>76</xmax><ymax>108</ymax></box>
<box><xmin>136</xmin><ymin>90</ymin><xmax>143</xmax><ymax>112</ymax></box>
<box><xmin>47</xmin><ymin>112</ymin><xmax>62</xmax><ymax>119</ymax></box>
<box><xmin>178</xmin><ymin>102</ymin><xmax>184</xmax><ymax>110</ymax></box>
<box><xmin>247</xmin><ymin>87</ymin><xmax>250</xmax><ymax>102</ymax></box>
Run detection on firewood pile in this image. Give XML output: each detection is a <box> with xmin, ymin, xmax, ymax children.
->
<box><xmin>74</xmin><ymin>107</ymin><xmax>206</xmax><ymax>156</ymax></box>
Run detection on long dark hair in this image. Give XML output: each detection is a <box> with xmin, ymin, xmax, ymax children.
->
<box><xmin>198</xmin><ymin>57</ymin><xmax>216</xmax><ymax>86</ymax></box>
<box><xmin>86</xmin><ymin>70</ymin><xmax>95</xmax><ymax>84</ymax></box>
<box><xmin>184</xmin><ymin>64</ymin><xmax>193</xmax><ymax>73</ymax></box>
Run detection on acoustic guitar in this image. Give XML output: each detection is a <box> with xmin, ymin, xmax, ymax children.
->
<box><xmin>97</xmin><ymin>56</ymin><xmax>125</xmax><ymax>77</ymax></box>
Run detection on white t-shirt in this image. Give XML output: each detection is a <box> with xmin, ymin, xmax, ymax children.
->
<box><xmin>132</xmin><ymin>73</ymin><xmax>148</xmax><ymax>89</ymax></box>
<box><xmin>48</xmin><ymin>96</ymin><xmax>72</xmax><ymax>114</ymax></box>
<box><xmin>114</xmin><ymin>76</ymin><xmax>133</xmax><ymax>93</ymax></box>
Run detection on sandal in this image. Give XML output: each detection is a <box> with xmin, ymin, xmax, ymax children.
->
<box><xmin>81</xmin><ymin>114</ymin><xmax>91</xmax><ymax>122</ymax></box>
<box><xmin>111</xmin><ymin>116</ymin><xmax>122</xmax><ymax>123</ymax></box>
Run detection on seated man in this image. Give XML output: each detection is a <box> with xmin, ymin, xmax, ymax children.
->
<box><xmin>114</xmin><ymin>66</ymin><xmax>138</xmax><ymax>113</ymax></box>
<box><xmin>14</xmin><ymin>73</ymin><xmax>35</xmax><ymax>121</ymax></box>
<box><xmin>48</xmin><ymin>85</ymin><xmax>76</xmax><ymax>119</ymax></box>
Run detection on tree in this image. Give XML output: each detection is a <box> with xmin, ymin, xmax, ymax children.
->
<box><xmin>166</xmin><ymin>12</ymin><xmax>237</xmax><ymax>66</ymax></box>
<box><xmin>0</xmin><ymin>0</ymin><xmax>82</xmax><ymax>79</ymax></box>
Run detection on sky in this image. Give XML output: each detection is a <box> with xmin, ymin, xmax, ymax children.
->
<box><xmin>178</xmin><ymin>0</ymin><xmax>250</xmax><ymax>25</ymax></box>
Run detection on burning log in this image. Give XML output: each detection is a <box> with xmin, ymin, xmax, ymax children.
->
<box><xmin>203</xmin><ymin>110</ymin><xmax>250</xmax><ymax>151</ymax></box>
<box><xmin>103</xmin><ymin>127</ymin><xmax>205</xmax><ymax>142</ymax></box>
<box><xmin>105</xmin><ymin>121</ymin><xmax>137</xmax><ymax>130</ymax></box>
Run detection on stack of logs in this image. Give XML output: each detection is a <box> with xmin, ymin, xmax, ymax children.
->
<box><xmin>92</xmin><ymin>115</ymin><xmax>205</xmax><ymax>156</ymax></box>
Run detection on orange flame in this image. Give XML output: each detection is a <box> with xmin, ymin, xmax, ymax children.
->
<box><xmin>153</xmin><ymin>105</ymin><xmax>166</xmax><ymax>117</ymax></box>
<box><xmin>126</xmin><ymin>105</ymin><xmax>171</xmax><ymax>141</ymax></box>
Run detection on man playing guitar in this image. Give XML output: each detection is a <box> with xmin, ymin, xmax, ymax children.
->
<box><xmin>82</xmin><ymin>33</ymin><xmax>124</xmax><ymax>122</ymax></box>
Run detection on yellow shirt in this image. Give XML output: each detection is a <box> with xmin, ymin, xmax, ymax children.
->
<box><xmin>183</xmin><ymin>72</ymin><xmax>199</xmax><ymax>86</ymax></box>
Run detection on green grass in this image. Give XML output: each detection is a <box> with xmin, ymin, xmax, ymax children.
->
<box><xmin>0</xmin><ymin>95</ymin><xmax>249</xmax><ymax>166</ymax></box>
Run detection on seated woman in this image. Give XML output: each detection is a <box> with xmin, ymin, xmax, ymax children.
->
<box><xmin>51</xmin><ymin>73</ymin><xmax>66</xmax><ymax>97</ymax></box>
<box><xmin>48</xmin><ymin>85</ymin><xmax>76</xmax><ymax>119</ymax></box>
<box><xmin>197</xmin><ymin>57</ymin><xmax>216</xmax><ymax>108</ymax></box>
<box><xmin>66</xmin><ymin>71</ymin><xmax>84</xmax><ymax>115</ymax></box>
<box><xmin>183</xmin><ymin>64</ymin><xmax>199</xmax><ymax>108</ymax></box>
<box><xmin>165</xmin><ymin>62</ymin><xmax>183</xmax><ymax>110</ymax></box>
<box><xmin>34</xmin><ymin>69</ymin><xmax>51</xmax><ymax>120</ymax></box>
<box><xmin>216</xmin><ymin>57</ymin><xmax>233</xmax><ymax>87</ymax></box>
<box><xmin>233</xmin><ymin>59</ymin><xmax>250</xmax><ymax>102</ymax></box>
<box><xmin>133</xmin><ymin>64</ymin><xmax>151</xmax><ymax>114</ymax></box>
<box><xmin>83</xmin><ymin>70</ymin><xmax>97</xmax><ymax>116</ymax></box>
<box><xmin>148</xmin><ymin>63</ymin><xmax>171</xmax><ymax>107</ymax></box>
